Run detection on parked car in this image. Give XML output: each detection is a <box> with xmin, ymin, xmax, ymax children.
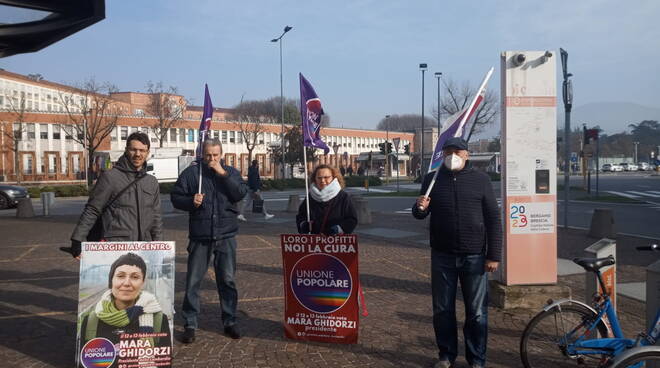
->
<box><xmin>626</xmin><ymin>163</ymin><xmax>639</xmax><ymax>171</ymax></box>
<box><xmin>601</xmin><ymin>164</ymin><xmax>613</xmax><ymax>172</ymax></box>
<box><xmin>638</xmin><ymin>162</ymin><xmax>651</xmax><ymax>171</ymax></box>
<box><xmin>0</xmin><ymin>184</ymin><xmax>29</xmax><ymax>210</ymax></box>
<box><xmin>619</xmin><ymin>162</ymin><xmax>630</xmax><ymax>171</ymax></box>
<box><xmin>608</xmin><ymin>164</ymin><xmax>624</xmax><ymax>172</ymax></box>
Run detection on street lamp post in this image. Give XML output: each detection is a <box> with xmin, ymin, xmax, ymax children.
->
<box><xmin>435</xmin><ymin>72</ymin><xmax>442</xmax><ymax>133</ymax></box>
<box><xmin>271</xmin><ymin>25</ymin><xmax>292</xmax><ymax>179</ymax></box>
<box><xmin>420</xmin><ymin>63</ymin><xmax>427</xmax><ymax>172</ymax></box>
<box><xmin>633</xmin><ymin>141</ymin><xmax>639</xmax><ymax>163</ymax></box>
<box><xmin>385</xmin><ymin>115</ymin><xmax>390</xmax><ymax>184</ymax></box>
<box><xmin>560</xmin><ymin>48</ymin><xmax>573</xmax><ymax>228</ymax></box>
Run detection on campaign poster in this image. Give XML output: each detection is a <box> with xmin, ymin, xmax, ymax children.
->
<box><xmin>281</xmin><ymin>234</ymin><xmax>359</xmax><ymax>344</ymax></box>
<box><xmin>76</xmin><ymin>242</ymin><xmax>175</xmax><ymax>368</ymax></box>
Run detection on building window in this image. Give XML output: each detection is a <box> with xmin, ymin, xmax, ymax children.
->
<box><xmin>222</xmin><ymin>130</ymin><xmax>227</xmax><ymax>144</ymax></box>
<box><xmin>53</xmin><ymin>124</ymin><xmax>61</xmax><ymax>140</ymax></box>
<box><xmin>169</xmin><ymin>128</ymin><xmax>176</xmax><ymax>142</ymax></box>
<box><xmin>187</xmin><ymin>129</ymin><xmax>194</xmax><ymax>143</ymax></box>
<box><xmin>27</xmin><ymin>123</ymin><xmax>35</xmax><ymax>139</ymax></box>
<box><xmin>72</xmin><ymin>155</ymin><xmax>81</xmax><ymax>173</ymax></box>
<box><xmin>179</xmin><ymin>128</ymin><xmax>186</xmax><ymax>142</ymax></box>
<box><xmin>48</xmin><ymin>154</ymin><xmax>56</xmax><ymax>174</ymax></box>
<box><xmin>111</xmin><ymin>127</ymin><xmax>117</xmax><ymax>141</ymax></box>
<box><xmin>120</xmin><ymin>126</ymin><xmax>128</xmax><ymax>140</ymax></box>
<box><xmin>229</xmin><ymin>131</ymin><xmax>235</xmax><ymax>143</ymax></box>
<box><xmin>23</xmin><ymin>154</ymin><xmax>33</xmax><ymax>174</ymax></box>
<box><xmin>40</xmin><ymin>124</ymin><xmax>48</xmax><ymax>139</ymax></box>
<box><xmin>134</xmin><ymin>108</ymin><xmax>144</xmax><ymax>116</ymax></box>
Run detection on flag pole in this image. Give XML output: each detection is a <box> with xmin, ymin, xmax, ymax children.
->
<box><xmin>198</xmin><ymin>133</ymin><xmax>205</xmax><ymax>194</ymax></box>
<box><xmin>420</xmin><ymin>67</ymin><xmax>494</xmax><ymax>206</ymax></box>
<box><xmin>303</xmin><ymin>144</ymin><xmax>311</xmax><ymax>228</ymax></box>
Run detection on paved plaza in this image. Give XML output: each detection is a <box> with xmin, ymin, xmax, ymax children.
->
<box><xmin>0</xmin><ymin>204</ymin><xmax>653</xmax><ymax>367</ymax></box>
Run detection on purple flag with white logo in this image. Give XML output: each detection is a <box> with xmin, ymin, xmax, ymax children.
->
<box><xmin>195</xmin><ymin>84</ymin><xmax>213</xmax><ymax>160</ymax></box>
<box><xmin>299</xmin><ymin>73</ymin><xmax>330</xmax><ymax>154</ymax></box>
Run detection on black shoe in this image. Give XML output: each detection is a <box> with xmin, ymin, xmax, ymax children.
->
<box><xmin>224</xmin><ymin>325</ymin><xmax>241</xmax><ymax>339</ymax></box>
<box><xmin>182</xmin><ymin>328</ymin><xmax>195</xmax><ymax>344</ymax></box>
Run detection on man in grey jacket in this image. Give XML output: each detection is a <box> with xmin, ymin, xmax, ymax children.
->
<box><xmin>61</xmin><ymin>132</ymin><xmax>163</xmax><ymax>258</ymax></box>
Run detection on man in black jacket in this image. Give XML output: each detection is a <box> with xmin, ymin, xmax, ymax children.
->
<box><xmin>62</xmin><ymin>132</ymin><xmax>163</xmax><ymax>258</ymax></box>
<box><xmin>412</xmin><ymin>137</ymin><xmax>502</xmax><ymax>368</ymax></box>
<box><xmin>238</xmin><ymin>160</ymin><xmax>274</xmax><ymax>221</ymax></box>
<box><xmin>171</xmin><ymin>138</ymin><xmax>248</xmax><ymax>343</ymax></box>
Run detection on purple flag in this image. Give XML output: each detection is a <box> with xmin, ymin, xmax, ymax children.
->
<box><xmin>195</xmin><ymin>84</ymin><xmax>214</xmax><ymax>160</ymax></box>
<box><xmin>299</xmin><ymin>73</ymin><xmax>330</xmax><ymax>154</ymax></box>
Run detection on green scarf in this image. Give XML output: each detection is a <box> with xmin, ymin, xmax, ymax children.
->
<box><xmin>96</xmin><ymin>294</ymin><xmax>134</xmax><ymax>327</ymax></box>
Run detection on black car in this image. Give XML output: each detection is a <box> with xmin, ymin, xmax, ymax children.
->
<box><xmin>0</xmin><ymin>184</ymin><xmax>29</xmax><ymax>209</ymax></box>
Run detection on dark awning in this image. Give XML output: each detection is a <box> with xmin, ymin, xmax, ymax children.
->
<box><xmin>0</xmin><ymin>0</ymin><xmax>105</xmax><ymax>58</ymax></box>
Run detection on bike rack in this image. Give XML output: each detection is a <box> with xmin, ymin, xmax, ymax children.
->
<box><xmin>585</xmin><ymin>238</ymin><xmax>617</xmax><ymax>310</ymax></box>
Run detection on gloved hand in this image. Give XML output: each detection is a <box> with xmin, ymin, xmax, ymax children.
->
<box><xmin>299</xmin><ymin>221</ymin><xmax>312</xmax><ymax>234</ymax></box>
<box><xmin>328</xmin><ymin>225</ymin><xmax>344</xmax><ymax>235</ymax></box>
<box><xmin>59</xmin><ymin>240</ymin><xmax>82</xmax><ymax>258</ymax></box>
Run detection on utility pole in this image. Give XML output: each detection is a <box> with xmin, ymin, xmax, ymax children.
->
<box><xmin>560</xmin><ymin>48</ymin><xmax>573</xmax><ymax>229</ymax></box>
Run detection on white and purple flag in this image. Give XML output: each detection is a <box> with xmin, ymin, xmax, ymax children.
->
<box><xmin>299</xmin><ymin>73</ymin><xmax>330</xmax><ymax>154</ymax></box>
<box><xmin>195</xmin><ymin>84</ymin><xmax>213</xmax><ymax>160</ymax></box>
<box><xmin>428</xmin><ymin>87</ymin><xmax>485</xmax><ymax>172</ymax></box>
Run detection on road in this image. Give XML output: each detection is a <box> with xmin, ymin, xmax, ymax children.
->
<box><xmin>2</xmin><ymin>174</ymin><xmax>658</xmax><ymax>239</ymax></box>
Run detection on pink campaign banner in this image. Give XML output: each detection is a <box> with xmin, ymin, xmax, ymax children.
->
<box><xmin>280</xmin><ymin>234</ymin><xmax>360</xmax><ymax>344</ymax></box>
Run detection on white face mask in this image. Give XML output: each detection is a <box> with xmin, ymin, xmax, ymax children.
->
<box><xmin>444</xmin><ymin>153</ymin><xmax>464</xmax><ymax>171</ymax></box>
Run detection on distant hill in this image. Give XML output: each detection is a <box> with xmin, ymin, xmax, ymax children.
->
<box><xmin>558</xmin><ymin>102</ymin><xmax>660</xmax><ymax>135</ymax></box>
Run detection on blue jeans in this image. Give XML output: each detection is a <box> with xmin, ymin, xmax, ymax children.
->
<box><xmin>182</xmin><ymin>238</ymin><xmax>238</xmax><ymax>329</ymax></box>
<box><xmin>431</xmin><ymin>249</ymin><xmax>488</xmax><ymax>366</ymax></box>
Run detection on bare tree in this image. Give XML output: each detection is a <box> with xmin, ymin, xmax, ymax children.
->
<box><xmin>145</xmin><ymin>81</ymin><xmax>186</xmax><ymax>147</ymax></box>
<box><xmin>431</xmin><ymin>79</ymin><xmax>498</xmax><ymax>142</ymax></box>
<box><xmin>1</xmin><ymin>90</ymin><xmax>29</xmax><ymax>183</ymax></box>
<box><xmin>231</xmin><ymin>99</ymin><xmax>277</xmax><ymax>164</ymax></box>
<box><xmin>58</xmin><ymin>78</ymin><xmax>120</xmax><ymax>185</ymax></box>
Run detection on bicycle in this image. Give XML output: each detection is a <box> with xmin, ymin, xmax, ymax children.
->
<box><xmin>608</xmin><ymin>345</ymin><xmax>660</xmax><ymax>367</ymax></box>
<box><xmin>520</xmin><ymin>243</ymin><xmax>659</xmax><ymax>367</ymax></box>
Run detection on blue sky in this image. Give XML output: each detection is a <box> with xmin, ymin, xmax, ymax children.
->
<box><xmin>2</xmin><ymin>1</ymin><xmax>659</xmax><ymax>136</ymax></box>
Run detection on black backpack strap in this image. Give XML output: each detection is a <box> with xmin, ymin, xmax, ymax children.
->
<box><xmin>100</xmin><ymin>173</ymin><xmax>148</xmax><ymax>216</ymax></box>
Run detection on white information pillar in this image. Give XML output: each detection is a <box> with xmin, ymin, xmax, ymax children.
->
<box><xmin>500</xmin><ymin>51</ymin><xmax>558</xmax><ymax>285</ymax></box>
<box><xmin>584</xmin><ymin>239</ymin><xmax>616</xmax><ymax>310</ymax></box>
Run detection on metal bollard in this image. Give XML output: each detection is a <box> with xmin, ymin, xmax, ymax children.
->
<box><xmin>40</xmin><ymin>192</ymin><xmax>55</xmax><ymax>216</ymax></box>
<box><xmin>584</xmin><ymin>238</ymin><xmax>616</xmax><ymax>310</ymax></box>
<box><xmin>351</xmin><ymin>195</ymin><xmax>372</xmax><ymax>225</ymax></box>
<box><xmin>40</xmin><ymin>192</ymin><xmax>49</xmax><ymax>216</ymax></box>
<box><xmin>647</xmin><ymin>260</ymin><xmax>660</xmax><ymax>360</ymax></box>
<box><xmin>286</xmin><ymin>194</ymin><xmax>301</xmax><ymax>213</ymax></box>
<box><xmin>588</xmin><ymin>208</ymin><xmax>615</xmax><ymax>238</ymax></box>
<box><xmin>15</xmin><ymin>197</ymin><xmax>35</xmax><ymax>218</ymax></box>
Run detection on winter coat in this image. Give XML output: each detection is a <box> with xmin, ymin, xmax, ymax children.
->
<box><xmin>296</xmin><ymin>190</ymin><xmax>358</xmax><ymax>235</ymax></box>
<box><xmin>412</xmin><ymin>162</ymin><xmax>502</xmax><ymax>262</ymax></box>
<box><xmin>247</xmin><ymin>166</ymin><xmax>261</xmax><ymax>191</ymax></box>
<box><xmin>170</xmin><ymin>161</ymin><xmax>248</xmax><ymax>241</ymax></box>
<box><xmin>71</xmin><ymin>155</ymin><xmax>163</xmax><ymax>242</ymax></box>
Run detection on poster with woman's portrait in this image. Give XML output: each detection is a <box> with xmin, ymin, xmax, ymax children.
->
<box><xmin>76</xmin><ymin>242</ymin><xmax>175</xmax><ymax>368</ymax></box>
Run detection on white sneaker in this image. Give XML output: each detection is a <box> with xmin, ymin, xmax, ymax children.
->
<box><xmin>433</xmin><ymin>359</ymin><xmax>452</xmax><ymax>368</ymax></box>
<box><xmin>237</xmin><ymin>214</ymin><xmax>247</xmax><ymax>222</ymax></box>
<box><xmin>264</xmin><ymin>213</ymin><xmax>274</xmax><ymax>220</ymax></box>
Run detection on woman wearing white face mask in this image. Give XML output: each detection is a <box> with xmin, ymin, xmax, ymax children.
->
<box><xmin>296</xmin><ymin>164</ymin><xmax>358</xmax><ymax>235</ymax></box>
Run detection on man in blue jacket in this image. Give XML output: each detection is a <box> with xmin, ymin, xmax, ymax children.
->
<box><xmin>413</xmin><ymin>137</ymin><xmax>502</xmax><ymax>368</ymax></box>
<box><xmin>171</xmin><ymin>138</ymin><xmax>248</xmax><ymax>343</ymax></box>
